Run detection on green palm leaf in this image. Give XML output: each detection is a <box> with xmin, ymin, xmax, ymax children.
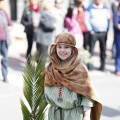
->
<box><xmin>20</xmin><ymin>56</ymin><xmax>48</xmax><ymax>120</ymax></box>
<box><xmin>20</xmin><ymin>99</ymin><xmax>31</xmax><ymax>120</ymax></box>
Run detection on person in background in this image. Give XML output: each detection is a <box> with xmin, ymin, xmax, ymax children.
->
<box><xmin>44</xmin><ymin>32</ymin><xmax>102</xmax><ymax>120</ymax></box>
<box><xmin>111</xmin><ymin>0</ymin><xmax>119</xmax><ymax>12</ymax></box>
<box><xmin>111</xmin><ymin>0</ymin><xmax>119</xmax><ymax>59</ymax></box>
<box><xmin>64</xmin><ymin>5</ymin><xmax>83</xmax><ymax>49</ymax></box>
<box><xmin>85</xmin><ymin>0</ymin><xmax>110</xmax><ymax>71</ymax></box>
<box><xmin>52</xmin><ymin>0</ymin><xmax>66</xmax><ymax>43</ymax></box>
<box><xmin>113</xmin><ymin>0</ymin><xmax>120</xmax><ymax>76</ymax></box>
<box><xmin>77</xmin><ymin>0</ymin><xmax>90</xmax><ymax>50</ymax></box>
<box><xmin>0</xmin><ymin>0</ymin><xmax>13</xmax><ymax>82</ymax></box>
<box><xmin>21</xmin><ymin>0</ymin><xmax>41</xmax><ymax>59</ymax></box>
<box><xmin>36</xmin><ymin>0</ymin><xmax>55</xmax><ymax>69</ymax></box>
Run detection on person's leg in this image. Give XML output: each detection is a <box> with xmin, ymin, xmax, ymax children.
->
<box><xmin>112</xmin><ymin>30</ymin><xmax>116</xmax><ymax>59</ymax></box>
<box><xmin>89</xmin><ymin>33</ymin><xmax>97</xmax><ymax>56</ymax></box>
<box><xmin>112</xmin><ymin>41</ymin><xmax>116</xmax><ymax>58</ymax></box>
<box><xmin>1</xmin><ymin>41</ymin><xmax>8</xmax><ymax>81</ymax></box>
<box><xmin>26</xmin><ymin>34</ymin><xmax>34</xmax><ymax>58</ymax></box>
<box><xmin>88</xmin><ymin>33</ymin><xmax>97</xmax><ymax>70</ymax></box>
<box><xmin>83</xmin><ymin>32</ymin><xmax>90</xmax><ymax>50</ymax></box>
<box><xmin>99</xmin><ymin>32</ymin><xmax>106</xmax><ymax>71</ymax></box>
<box><xmin>115</xmin><ymin>36</ymin><xmax>120</xmax><ymax>75</ymax></box>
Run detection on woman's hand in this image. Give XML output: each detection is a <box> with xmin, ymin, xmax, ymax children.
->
<box><xmin>83</xmin><ymin>111</ymin><xmax>91</xmax><ymax>120</ymax></box>
<box><xmin>83</xmin><ymin>115</ymin><xmax>90</xmax><ymax>120</ymax></box>
<box><xmin>73</xmin><ymin>7</ymin><xmax>78</xmax><ymax>14</ymax></box>
<box><xmin>118</xmin><ymin>24</ymin><xmax>120</xmax><ymax>30</ymax></box>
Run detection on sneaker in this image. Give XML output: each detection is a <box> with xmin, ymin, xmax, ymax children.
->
<box><xmin>3</xmin><ymin>77</ymin><xmax>8</xmax><ymax>82</ymax></box>
<box><xmin>115</xmin><ymin>72</ymin><xmax>120</xmax><ymax>76</ymax></box>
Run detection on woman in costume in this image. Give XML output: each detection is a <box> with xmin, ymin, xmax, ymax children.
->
<box><xmin>44</xmin><ymin>32</ymin><xmax>102</xmax><ymax>120</ymax></box>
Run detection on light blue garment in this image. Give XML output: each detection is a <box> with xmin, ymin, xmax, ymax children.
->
<box><xmin>85</xmin><ymin>4</ymin><xmax>110</xmax><ymax>32</ymax></box>
<box><xmin>0</xmin><ymin>41</ymin><xmax>8</xmax><ymax>77</ymax></box>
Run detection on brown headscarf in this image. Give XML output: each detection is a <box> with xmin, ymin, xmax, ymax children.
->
<box><xmin>44</xmin><ymin>32</ymin><xmax>102</xmax><ymax>120</ymax></box>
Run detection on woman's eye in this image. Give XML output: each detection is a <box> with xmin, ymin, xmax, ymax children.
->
<box><xmin>57</xmin><ymin>46</ymin><xmax>61</xmax><ymax>48</ymax></box>
<box><xmin>65</xmin><ymin>46</ymin><xmax>69</xmax><ymax>48</ymax></box>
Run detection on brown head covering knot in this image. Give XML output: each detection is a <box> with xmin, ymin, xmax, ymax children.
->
<box><xmin>44</xmin><ymin>32</ymin><xmax>102</xmax><ymax>120</ymax></box>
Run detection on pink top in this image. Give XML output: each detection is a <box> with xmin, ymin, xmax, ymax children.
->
<box><xmin>65</xmin><ymin>13</ymin><xmax>83</xmax><ymax>48</ymax></box>
<box><xmin>0</xmin><ymin>10</ymin><xmax>12</xmax><ymax>41</ymax></box>
<box><xmin>65</xmin><ymin>13</ymin><xmax>82</xmax><ymax>35</ymax></box>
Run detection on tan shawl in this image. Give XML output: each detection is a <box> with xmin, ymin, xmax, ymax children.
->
<box><xmin>44</xmin><ymin>33</ymin><xmax>102</xmax><ymax>120</ymax></box>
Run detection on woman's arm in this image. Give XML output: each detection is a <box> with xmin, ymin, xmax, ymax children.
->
<box><xmin>21</xmin><ymin>7</ymin><xmax>30</xmax><ymax>27</ymax></box>
<box><xmin>65</xmin><ymin>7</ymin><xmax>78</xmax><ymax>29</ymax></box>
<box><xmin>3</xmin><ymin>10</ymin><xmax>13</xmax><ymax>31</ymax></box>
<box><xmin>65</xmin><ymin>17</ymin><xmax>74</xmax><ymax>29</ymax></box>
<box><xmin>71</xmin><ymin>7</ymin><xmax>78</xmax><ymax>21</ymax></box>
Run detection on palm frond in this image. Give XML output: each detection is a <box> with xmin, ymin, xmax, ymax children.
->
<box><xmin>20</xmin><ymin>99</ymin><xmax>31</xmax><ymax>120</ymax></box>
<box><xmin>35</xmin><ymin>102</ymin><xmax>48</xmax><ymax>120</ymax></box>
<box><xmin>20</xmin><ymin>56</ymin><xmax>48</xmax><ymax>120</ymax></box>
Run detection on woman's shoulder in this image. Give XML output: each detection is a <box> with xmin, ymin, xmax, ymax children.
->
<box><xmin>23</xmin><ymin>6</ymin><xmax>31</xmax><ymax>12</ymax></box>
<box><xmin>65</xmin><ymin>17</ymin><xmax>72</xmax><ymax>24</ymax></box>
<box><xmin>41</xmin><ymin>10</ymin><xmax>54</xmax><ymax>18</ymax></box>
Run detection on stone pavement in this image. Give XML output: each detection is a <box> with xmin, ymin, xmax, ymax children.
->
<box><xmin>0</xmin><ymin>23</ymin><xmax>120</xmax><ymax>120</ymax></box>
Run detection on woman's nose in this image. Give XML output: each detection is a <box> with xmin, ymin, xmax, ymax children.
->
<box><xmin>60</xmin><ymin>48</ymin><xmax>65</xmax><ymax>52</ymax></box>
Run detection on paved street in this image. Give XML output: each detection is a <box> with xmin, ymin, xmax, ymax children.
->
<box><xmin>0</xmin><ymin>23</ymin><xmax>120</xmax><ymax>120</ymax></box>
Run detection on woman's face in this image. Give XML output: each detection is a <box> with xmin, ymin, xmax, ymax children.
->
<box><xmin>56</xmin><ymin>43</ymin><xmax>72</xmax><ymax>60</ymax></box>
<box><xmin>0</xmin><ymin>1</ymin><xmax>4</xmax><ymax>10</ymax></box>
<box><xmin>30</xmin><ymin>0</ymin><xmax>39</xmax><ymax>5</ymax></box>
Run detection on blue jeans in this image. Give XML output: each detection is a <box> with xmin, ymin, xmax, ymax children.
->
<box><xmin>115</xmin><ymin>36</ymin><xmax>120</xmax><ymax>73</ymax></box>
<box><xmin>0</xmin><ymin>41</ymin><xmax>8</xmax><ymax>77</ymax></box>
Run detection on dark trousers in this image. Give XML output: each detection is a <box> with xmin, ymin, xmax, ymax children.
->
<box><xmin>89</xmin><ymin>32</ymin><xmax>107</xmax><ymax>69</ymax></box>
<box><xmin>0</xmin><ymin>41</ymin><xmax>8</xmax><ymax>77</ymax></box>
<box><xmin>26</xmin><ymin>34</ymin><xmax>34</xmax><ymax>58</ymax></box>
<box><xmin>83</xmin><ymin>32</ymin><xmax>90</xmax><ymax>50</ymax></box>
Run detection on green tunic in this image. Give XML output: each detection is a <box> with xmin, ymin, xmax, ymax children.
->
<box><xmin>44</xmin><ymin>86</ymin><xmax>94</xmax><ymax>120</ymax></box>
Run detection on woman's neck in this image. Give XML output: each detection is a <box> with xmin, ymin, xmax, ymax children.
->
<box><xmin>60</xmin><ymin>59</ymin><xmax>64</xmax><ymax>66</ymax></box>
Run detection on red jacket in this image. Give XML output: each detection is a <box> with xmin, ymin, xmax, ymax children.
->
<box><xmin>77</xmin><ymin>7</ymin><xmax>88</xmax><ymax>33</ymax></box>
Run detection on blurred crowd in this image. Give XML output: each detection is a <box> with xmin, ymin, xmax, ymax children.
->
<box><xmin>0</xmin><ymin>0</ymin><xmax>120</xmax><ymax>83</ymax></box>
